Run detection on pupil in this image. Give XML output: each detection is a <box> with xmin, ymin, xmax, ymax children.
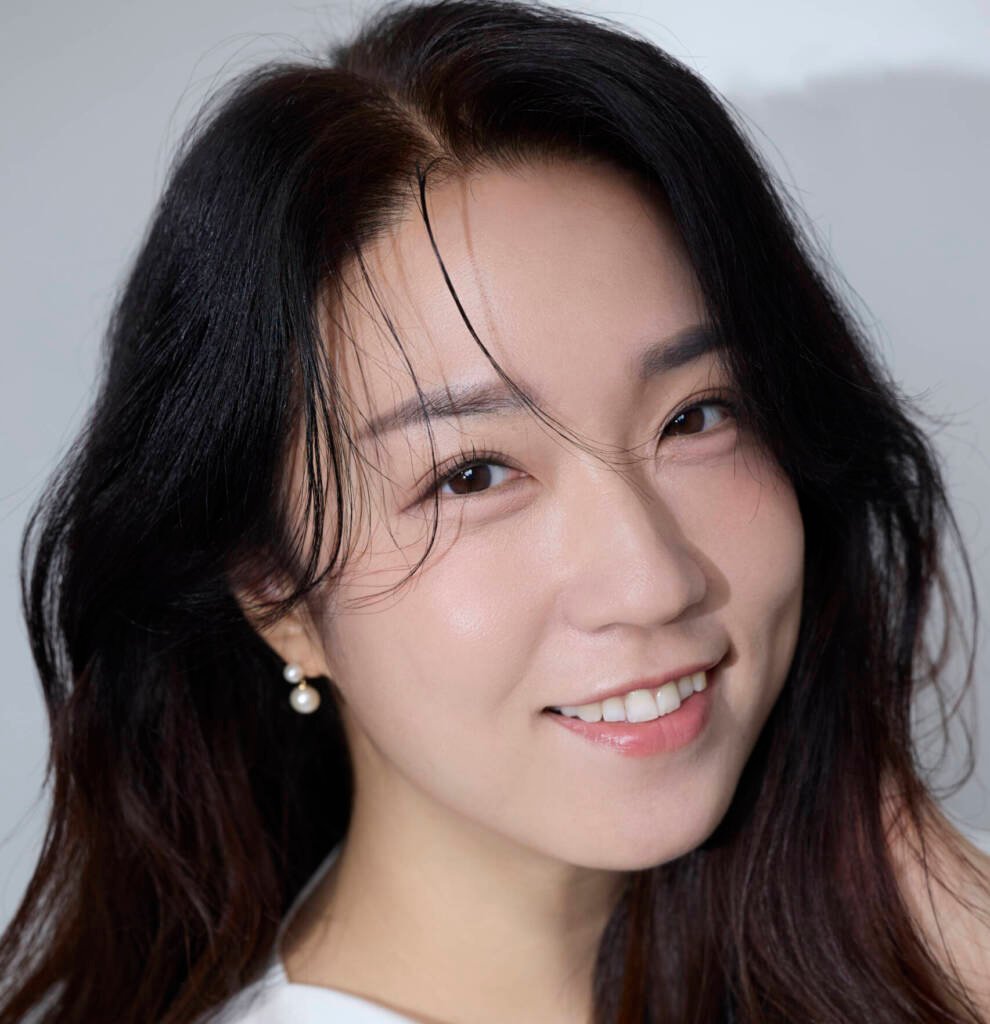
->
<box><xmin>450</xmin><ymin>464</ymin><xmax>491</xmax><ymax>495</ymax></box>
<box><xmin>673</xmin><ymin>408</ymin><xmax>702</xmax><ymax>435</ymax></box>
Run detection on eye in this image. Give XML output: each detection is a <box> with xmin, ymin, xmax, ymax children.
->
<box><xmin>662</xmin><ymin>397</ymin><xmax>736</xmax><ymax>439</ymax></box>
<box><xmin>421</xmin><ymin>445</ymin><xmax>520</xmax><ymax>502</ymax></box>
<box><xmin>419</xmin><ymin>396</ymin><xmax>738</xmax><ymax>503</ymax></box>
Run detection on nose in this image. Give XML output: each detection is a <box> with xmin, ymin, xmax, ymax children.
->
<box><xmin>554</xmin><ymin>459</ymin><xmax>707</xmax><ymax>631</ymax></box>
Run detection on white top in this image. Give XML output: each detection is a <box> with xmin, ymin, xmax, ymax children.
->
<box><xmin>209</xmin><ymin>841</ymin><xmax>418</xmax><ymax>1023</ymax></box>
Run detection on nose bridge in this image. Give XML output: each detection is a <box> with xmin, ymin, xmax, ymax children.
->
<box><xmin>557</xmin><ymin>454</ymin><xmax>706</xmax><ymax>628</ymax></box>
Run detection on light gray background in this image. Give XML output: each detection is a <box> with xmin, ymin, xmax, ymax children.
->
<box><xmin>2</xmin><ymin>0</ymin><xmax>989</xmax><ymax>930</ymax></box>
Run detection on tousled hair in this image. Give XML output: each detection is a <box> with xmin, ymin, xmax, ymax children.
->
<box><xmin>2</xmin><ymin>1</ymin><xmax>985</xmax><ymax>1021</ymax></box>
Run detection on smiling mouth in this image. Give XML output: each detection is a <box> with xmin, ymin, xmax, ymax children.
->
<box><xmin>542</xmin><ymin>669</ymin><xmax>709</xmax><ymax>723</ymax></box>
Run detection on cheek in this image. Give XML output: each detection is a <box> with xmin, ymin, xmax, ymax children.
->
<box><xmin>677</xmin><ymin>441</ymin><xmax>805</xmax><ymax>705</ymax></box>
<box><xmin>319</xmin><ymin>570</ymin><xmax>543</xmax><ymax>827</ymax></box>
<box><xmin>674</xmin><ymin>438</ymin><xmax>803</xmax><ymax>590</ymax></box>
<box><xmin>320</xmin><ymin>532</ymin><xmax>532</xmax><ymax>745</ymax></box>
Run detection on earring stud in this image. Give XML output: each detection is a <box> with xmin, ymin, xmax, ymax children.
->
<box><xmin>283</xmin><ymin>661</ymin><xmax>321</xmax><ymax>714</ymax></box>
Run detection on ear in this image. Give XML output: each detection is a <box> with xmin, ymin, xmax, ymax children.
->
<box><xmin>232</xmin><ymin>573</ymin><xmax>333</xmax><ymax>682</ymax></box>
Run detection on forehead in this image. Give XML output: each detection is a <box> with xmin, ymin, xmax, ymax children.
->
<box><xmin>328</xmin><ymin>158</ymin><xmax>708</xmax><ymax>438</ymax></box>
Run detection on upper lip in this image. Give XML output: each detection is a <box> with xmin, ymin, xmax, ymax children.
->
<box><xmin>543</xmin><ymin>656</ymin><xmax>722</xmax><ymax>710</ymax></box>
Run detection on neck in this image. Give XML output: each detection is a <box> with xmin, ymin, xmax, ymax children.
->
<box><xmin>280</xmin><ymin>774</ymin><xmax>625</xmax><ymax>1024</ymax></box>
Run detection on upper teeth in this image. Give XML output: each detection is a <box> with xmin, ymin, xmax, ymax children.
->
<box><xmin>552</xmin><ymin>670</ymin><xmax>708</xmax><ymax>723</ymax></box>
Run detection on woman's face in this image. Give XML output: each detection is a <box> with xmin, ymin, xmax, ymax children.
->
<box><xmin>299</xmin><ymin>158</ymin><xmax>804</xmax><ymax>871</ymax></box>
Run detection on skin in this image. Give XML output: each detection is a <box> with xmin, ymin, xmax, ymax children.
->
<box><xmin>884</xmin><ymin>791</ymin><xmax>990</xmax><ymax>1019</ymax></box>
<box><xmin>239</xmin><ymin>158</ymin><xmax>807</xmax><ymax>1023</ymax></box>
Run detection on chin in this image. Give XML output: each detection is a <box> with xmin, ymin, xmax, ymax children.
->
<box><xmin>593</xmin><ymin>771</ymin><xmax>745</xmax><ymax>872</ymax></box>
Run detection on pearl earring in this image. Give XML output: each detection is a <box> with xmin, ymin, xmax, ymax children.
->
<box><xmin>283</xmin><ymin>661</ymin><xmax>321</xmax><ymax>714</ymax></box>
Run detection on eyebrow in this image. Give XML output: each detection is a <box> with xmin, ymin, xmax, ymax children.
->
<box><xmin>356</xmin><ymin>322</ymin><xmax>721</xmax><ymax>442</ymax></box>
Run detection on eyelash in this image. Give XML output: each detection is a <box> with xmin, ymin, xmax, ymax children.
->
<box><xmin>417</xmin><ymin>391</ymin><xmax>740</xmax><ymax>504</ymax></box>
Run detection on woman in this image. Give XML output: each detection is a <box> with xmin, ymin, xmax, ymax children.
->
<box><xmin>1</xmin><ymin>0</ymin><xmax>988</xmax><ymax>1021</ymax></box>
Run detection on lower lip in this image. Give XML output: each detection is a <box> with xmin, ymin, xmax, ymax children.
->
<box><xmin>541</xmin><ymin>677</ymin><xmax>715</xmax><ymax>758</ymax></box>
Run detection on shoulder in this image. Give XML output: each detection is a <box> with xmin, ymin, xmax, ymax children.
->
<box><xmin>203</xmin><ymin>963</ymin><xmax>422</xmax><ymax>1024</ymax></box>
<box><xmin>888</xmin><ymin>799</ymin><xmax>990</xmax><ymax>1017</ymax></box>
<box><xmin>201</xmin><ymin>963</ymin><xmax>284</xmax><ymax>1024</ymax></box>
<box><xmin>203</xmin><ymin>840</ymin><xmax>417</xmax><ymax>1024</ymax></box>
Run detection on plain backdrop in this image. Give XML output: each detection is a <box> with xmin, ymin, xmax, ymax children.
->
<box><xmin>2</xmin><ymin>0</ymin><xmax>989</xmax><ymax>931</ymax></box>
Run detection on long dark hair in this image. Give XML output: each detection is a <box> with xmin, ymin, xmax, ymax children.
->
<box><xmin>2</xmin><ymin>0</ymin><xmax>984</xmax><ymax>1020</ymax></box>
